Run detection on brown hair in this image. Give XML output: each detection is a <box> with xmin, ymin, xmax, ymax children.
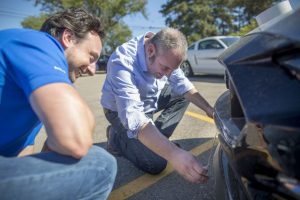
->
<box><xmin>40</xmin><ymin>7</ymin><xmax>105</xmax><ymax>41</ymax></box>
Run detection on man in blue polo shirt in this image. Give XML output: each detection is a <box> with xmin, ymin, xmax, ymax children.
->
<box><xmin>0</xmin><ymin>8</ymin><xmax>116</xmax><ymax>199</ymax></box>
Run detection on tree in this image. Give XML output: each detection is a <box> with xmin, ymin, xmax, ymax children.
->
<box><xmin>230</xmin><ymin>19</ymin><xmax>258</xmax><ymax>36</ymax></box>
<box><xmin>22</xmin><ymin>0</ymin><xmax>148</xmax><ymax>54</ymax></box>
<box><xmin>160</xmin><ymin>0</ymin><xmax>217</xmax><ymax>44</ymax></box>
<box><xmin>211</xmin><ymin>0</ymin><xmax>237</xmax><ymax>35</ymax></box>
<box><xmin>160</xmin><ymin>0</ymin><xmax>281</xmax><ymax>44</ymax></box>
<box><xmin>21</xmin><ymin>13</ymin><xmax>49</xmax><ymax>30</ymax></box>
<box><xmin>104</xmin><ymin>22</ymin><xmax>132</xmax><ymax>54</ymax></box>
<box><xmin>229</xmin><ymin>0</ymin><xmax>281</xmax><ymax>30</ymax></box>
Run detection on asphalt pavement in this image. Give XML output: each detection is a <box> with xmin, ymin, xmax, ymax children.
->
<box><xmin>34</xmin><ymin>72</ymin><xmax>227</xmax><ymax>200</ymax></box>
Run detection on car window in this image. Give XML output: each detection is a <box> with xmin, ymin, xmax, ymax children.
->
<box><xmin>220</xmin><ymin>37</ymin><xmax>240</xmax><ymax>47</ymax></box>
<box><xmin>198</xmin><ymin>40</ymin><xmax>223</xmax><ymax>50</ymax></box>
<box><xmin>188</xmin><ymin>44</ymin><xmax>195</xmax><ymax>50</ymax></box>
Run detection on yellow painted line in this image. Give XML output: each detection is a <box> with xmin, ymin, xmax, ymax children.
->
<box><xmin>108</xmin><ymin>139</ymin><xmax>215</xmax><ymax>200</ymax></box>
<box><xmin>185</xmin><ymin>111</ymin><xmax>214</xmax><ymax>124</ymax></box>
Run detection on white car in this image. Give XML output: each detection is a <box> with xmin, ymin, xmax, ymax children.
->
<box><xmin>181</xmin><ymin>36</ymin><xmax>240</xmax><ymax>76</ymax></box>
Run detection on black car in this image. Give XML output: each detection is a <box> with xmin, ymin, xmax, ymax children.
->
<box><xmin>213</xmin><ymin>6</ymin><xmax>300</xmax><ymax>200</ymax></box>
<box><xmin>96</xmin><ymin>54</ymin><xmax>110</xmax><ymax>72</ymax></box>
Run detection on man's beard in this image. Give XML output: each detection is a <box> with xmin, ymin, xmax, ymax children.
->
<box><xmin>68</xmin><ymin>69</ymin><xmax>78</xmax><ymax>83</ymax></box>
<box><xmin>149</xmin><ymin>54</ymin><xmax>163</xmax><ymax>79</ymax></box>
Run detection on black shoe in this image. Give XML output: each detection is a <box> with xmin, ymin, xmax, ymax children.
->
<box><xmin>106</xmin><ymin>125</ymin><xmax>122</xmax><ymax>156</ymax></box>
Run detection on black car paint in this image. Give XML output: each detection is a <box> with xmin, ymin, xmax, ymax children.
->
<box><xmin>213</xmin><ymin>8</ymin><xmax>300</xmax><ymax>200</ymax></box>
<box><xmin>96</xmin><ymin>54</ymin><xmax>110</xmax><ymax>72</ymax></box>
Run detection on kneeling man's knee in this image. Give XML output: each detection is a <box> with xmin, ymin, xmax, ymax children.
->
<box><xmin>141</xmin><ymin>159</ymin><xmax>167</xmax><ymax>175</ymax></box>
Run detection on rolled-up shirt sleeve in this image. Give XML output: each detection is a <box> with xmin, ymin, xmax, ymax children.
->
<box><xmin>108</xmin><ymin>63</ymin><xmax>151</xmax><ymax>138</ymax></box>
<box><xmin>168</xmin><ymin>68</ymin><xmax>194</xmax><ymax>95</ymax></box>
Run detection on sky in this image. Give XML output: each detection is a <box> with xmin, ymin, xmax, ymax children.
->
<box><xmin>0</xmin><ymin>0</ymin><xmax>168</xmax><ymax>37</ymax></box>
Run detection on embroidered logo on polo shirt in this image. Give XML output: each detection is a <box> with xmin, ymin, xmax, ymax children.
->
<box><xmin>54</xmin><ymin>66</ymin><xmax>66</xmax><ymax>74</ymax></box>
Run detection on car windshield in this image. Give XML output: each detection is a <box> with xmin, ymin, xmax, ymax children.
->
<box><xmin>220</xmin><ymin>37</ymin><xmax>240</xmax><ymax>47</ymax></box>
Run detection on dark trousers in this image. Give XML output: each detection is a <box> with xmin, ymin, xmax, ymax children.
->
<box><xmin>104</xmin><ymin>84</ymin><xmax>189</xmax><ymax>174</ymax></box>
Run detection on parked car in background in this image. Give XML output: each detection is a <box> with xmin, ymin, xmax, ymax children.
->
<box><xmin>213</xmin><ymin>2</ymin><xmax>300</xmax><ymax>200</ymax></box>
<box><xmin>96</xmin><ymin>54</ymin><xmax>110</xmax><ymax>73</ymax></box>
<box><xmin>180</xmin><ymin>36</ymin><xmax>239</xmax><ymax>77</ymax></box>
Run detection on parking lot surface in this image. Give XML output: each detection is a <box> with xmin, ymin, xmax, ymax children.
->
<box><xmin>34</xmin><ymin>73</ymin><xmax>227</xmax><ymax>200</ymax></box>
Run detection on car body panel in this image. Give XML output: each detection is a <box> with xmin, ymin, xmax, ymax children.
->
<box><xmin>185</xmin><ymin>36</ymin><xmax>239</xmax><ymax>76</ymax></box>
<box><xmin>213</xmin><ymin>7</ymin><xmax>300</xmax><ymax>200</ymax></box>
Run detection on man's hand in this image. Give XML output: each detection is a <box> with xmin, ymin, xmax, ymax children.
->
<box><xmin>138</xmin><ymin>122</ymin><xmax>209</xmax><ymax>183</ymax></box>
<box><xmin>168</xmin><ymin>148</ymin><xmax>209</xmax><ymax>183</ymax></box>
<box><xmin>205</xmin><ymin>106</ymin><xmax>214</xmax><ymax>119</ymax></box>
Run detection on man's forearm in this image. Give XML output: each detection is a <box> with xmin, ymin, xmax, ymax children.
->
<box><xmin>30</xmin><ymin>83</ymin><xmax>94</xmax><ymax>159</ymax></box>
<box><xmin>184</xmin><ymin>88</ymin><xmax>213</xmax><ymax>117</ymax></box>
<box><xmin>137</xmin><ymin>122</ymin><xmax>179</xmax><ymax>161</ymax></box>
<box><xmin>137</xmin><ymin>121</ymin><xmax>209</xmax><ymax>183</ymax></box>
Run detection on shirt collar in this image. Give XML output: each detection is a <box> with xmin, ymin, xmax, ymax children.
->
<box><xmin>137</xmin><ymin>32</ymin><xmax>154</xmax><ymax>72</ymax></box>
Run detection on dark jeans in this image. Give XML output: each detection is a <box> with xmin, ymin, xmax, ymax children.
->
<box><xmin>104</xmin><ymin>84</ymin><xmax>189</xmax><ymax>174</ymax></box>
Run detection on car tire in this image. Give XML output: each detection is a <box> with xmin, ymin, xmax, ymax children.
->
<box><xmin>180</xmin><ymin>61</ymin><xmax>193</xmax><ymax>77</ymax></box>
<box><xmin>214</xmin><ymin>144</ymin><xmax>247</xmax><ymax>200</ymax></box>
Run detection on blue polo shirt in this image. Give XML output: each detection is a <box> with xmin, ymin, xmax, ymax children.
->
<box><xmin>0</xmin><ymin>29</ymin><xmax>71</xmax><ymax>157</ymax></box>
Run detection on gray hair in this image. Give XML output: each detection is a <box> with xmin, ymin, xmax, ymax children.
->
<box><xmin>149</xmin><ymin>27</ymin><xmax>188</xmax><ymax>60</ymax></box>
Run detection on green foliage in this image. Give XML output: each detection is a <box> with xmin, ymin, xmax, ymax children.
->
<box><xmin>160</xmin><ymin>0</ymin><xmax>281</xmax><ymax>45</ymax></box>
<box><xmin>160</xmin><ymin>0</ymin><xmax>217</xmax><ymax>45</ymax></box>
<box><xmin>21</xmin><ymin>13</ymin><xmax>49</xmax><ymax>30</ymax></box>
<box><xmin>231</xmin><ymin>0</ymin><xmax>280</xmax><ymax>22</ymax></box>
<box><xmin>22</xmin><ymin>0</ymin><xmax>282</xmax><ymax>52</ymax></box>
<box><xmin>104</xmin><ymin>22</ymin><xmax>132</xmax><ymax>54</ymax></box>
<box><xmin>231</xmin><ymin>19</ymin><xmax>258</xmax><ymax>36</ymax></box>
<box><xmin>22</xmin><ymin>0</ymin><xmax>148</xmax><ymax>54</ymax></box>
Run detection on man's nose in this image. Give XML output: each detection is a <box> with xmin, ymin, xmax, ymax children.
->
<box><xmin>83</xmin><ymin>64</ymin><xmax>96</xmax><ymax>76</ymax></box>
<box><xmin>165</xmin><ymin>69</ymin><xmax>172</xmax><ymax>77</ymax></box>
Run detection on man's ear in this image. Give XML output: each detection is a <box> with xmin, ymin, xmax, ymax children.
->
<box><xmin>60</xmin><ymin>29</ymin><xmax>74</xmax><ymax>48</ymax></box>
<box><xmin>147</xmin><ymin>43</ymin><xmax>156</xmax><ymax>58</ymax></box>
